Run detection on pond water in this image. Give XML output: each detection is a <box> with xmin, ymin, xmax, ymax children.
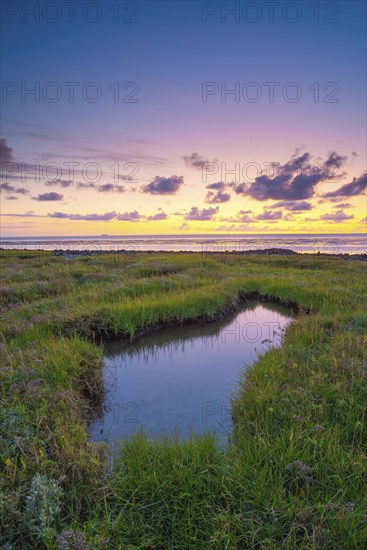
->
<box><xmin>89</xmin><ymin>300</ymin><xmax>294</xmax><ymax>446</ymax></box>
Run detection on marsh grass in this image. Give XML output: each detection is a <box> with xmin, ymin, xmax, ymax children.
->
<box><xmin>0</xmin><ymin>251</ymin><xmax>366</xmax><ymax>548</ymax></box>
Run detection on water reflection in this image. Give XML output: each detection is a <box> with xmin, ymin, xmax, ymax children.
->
<box><xmin>89</xmin><ymin>300</ymin><xmax>294</xmax><ymax>445</ymax></box>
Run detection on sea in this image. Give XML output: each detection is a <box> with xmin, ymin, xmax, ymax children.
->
<box><xmin>0</xmin><ymin>234</ymin><xmax>366</xmax><ymax>255</ymax></box>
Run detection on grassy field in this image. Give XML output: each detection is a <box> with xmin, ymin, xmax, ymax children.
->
<box><xmin>1</xmin><ymin>250</ymin><xmax>366</xmax><ymax>549</ymax></box>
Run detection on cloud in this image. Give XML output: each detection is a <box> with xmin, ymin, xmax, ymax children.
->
<box><xmin>45</xmin><ymin>179</ymin><xmax>72</xmax><ymax>188</ymax></box>
<box><xmin>256</xmin><ymin>210</ymin><xmax>283</xmax><ymax>221</ymax></box>
<box><xmin>142</xmin><ymin>175</ymin><xmax>184</xmax><ymax>195</ymax></box>
<box><xmin>147</xmin><ymin>212</ymin><xmax>168</xmax><ymax>221</ymax></box>
<box><xmin>2</xmin><ymin>211</ymin><xmax>45</xmax><ymax>218</ymax></box>
<box><xmin>185</xmin><ymin>206</ymin><xmax>219</xmax><ymax>221</ymax></box>
<box><xmin>230</xmin><ymin>182</ymin><xmax>246</xmax><ymax>194</ymax></box>
<box><xmin>183</xmin><ymin>152</ymin><xmax>214</xmax><ymax>170</ymax></box>
<box><xmin>204</xmin><ymin>181</ymin><xmax>231</xmax><ymax>203</ymax></box>
<box><xmin>269</xmin><ymin>200</ymin><xmax>312</xmax><ymax>211</ymax></box>
<box><xmin>237</xmin><ymin>210</ymin><xmax>258</xmax><ymax>223</ymax></box>
<box><xmin>206</xmin><ymin>181</ymin><xmax>226</xmax><ymax>190</ymax></box>
<box><xmin>48</xmin><ymin>211</ymin><xmax>116</xmax><ymax>221</ymax></box>
<box><xmin>178</xmin><ymin>222</ymin><xmax>190</xmax><ymax>230</ymax></box>
<box><xmin>214</xmin><ymin>225</ymin><xmax>233</xmax><ymax>232</ymax></box>
<box><xmin>237</xmin><ymin>224</ymin><xmax>258</xmax><ymax>231</ymax></box>
<box><xmin>0</xmin><ymin>183</ymin><xmax>13</xmax><ymax>192</ymax></box>
<box><xmin>98</xmin><ymin>183</ymin><xmax>126</xmax><ymax>193</ymax></box>
<box><xmin>115</xmin><ymin>211</ymin><xmax>142</xmax><ymax>221</ymax></box>
<box><xmin>218</xmin><ymin>210</ymin><xmax>257</xmax><ymax>223</ymax></box>
<box><xmin>318</xmin><ymin>197</ymin><xmax>341</xmax><ymax>204</ymax></box>
<box><xmin>323</xmin><ymin>171</ymin><xmax>367</xmax><ymax>198</ymax></box>
<box><xmin>77</xmin><ymin>182</ymin><xmax>96</xmax><ymax>189</ymax></box>
<box><xmin>0</xmin><ymin>138</ymin><xmax>14</xmax><ymax>165</ymax></box>
<box><xmin>205</xmin><ymin>190</ymin><xmax>231</xmax><ymax>204</ymax></box>
<box><xmin>45</xmin><ymin>181</ymin><xmax>127</xmax><ymax>192</ymax></box>
<box><xmin>0</xmin><ymin>183</ymin><xmax>29</xmax><ymax>194</ymax></box>
<box><xmin>34</xmin><ymin>192</ymin><xmax>64</xmax><ymax>201</ymax></box>
<box><xmin>332</xmin><ymin>202</ymin><xmax>353</xmax><ymax>209</ymax></box>
<box><xmin>232</xmin><ymin>151</ymin><xmax>347</xmax><ymax>201</ymax></box>
<box><xmin>46</xmin><ymin>209</ymin><xmax>168</xmax><ymax>222</ymax></box>
<box><xmin>6</xmin><ymin>195</ymin><xmax>18</xmax><ymax>200</ymax></box>
<box><xmin>319</xmin><ymin>210</ymin><xmax>354</xmax><ymax>223</ymax></box>
<box><xmin>323</xmin><ymin>152</ymin><xmax>347</xmax><ymax>170</ymax></box>
<box><xmin>9</xmin><ymin>126</ymin><xmax>167</xmax><ymax>168</ymax></box>
<box><xmin>214</xmin><ymin>223</ymin><xmax>259</xmax><ymax>232</ymax></box>
<box><xmin>219</xmin><ymin>208</ymin><xmax>289</xmax><ymax>224</ymax></box>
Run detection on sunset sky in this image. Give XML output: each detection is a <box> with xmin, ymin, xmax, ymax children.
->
<box><xmin>1</xmin><ymin>0</ymin><xmax>366</xmax><ymax>236</ymax></box>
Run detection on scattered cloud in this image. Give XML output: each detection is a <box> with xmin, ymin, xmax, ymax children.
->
<box><xmin>323</xmin><ymin>152</ymin><xmax>347</xmax><ymax>170</ymax></box>
<box><xmin>206</xmin><ymin>182</ymin><xmax>226</xmax><ymax>191</ymax></box>
<box><xmin>46</xmin><ymin>210</ymin><xmax>168</xmax><ymax>222</ymax></box>
<box><xmin>48</xmin><ymin>211</ymin><xmax>116</xmax><ymax>221</ymax></box>
<box><xmin>319</xmin><ymin>210</ymin><xmax>354</xmax><ymax>223</ymax></box>
<box><xmin>1</xmin><ymin>211</ymin><xmax>45</xmax><ymax>218</ymax></box>
<box><xmin>332</xmin><ymin>202</ymin><xmax>353</xmax><ymax>209</ymax></box>
<box><xmin>256</xmin><ymin>210</ymin><xmax>283</xmax><ymax>221</ymax></box>
<box><xmin>219</xmin><ymin>208</ymin><xmax>286</xmax><ymax>224</ymax></box>
<box><xmin>185</xmin><ymin>206</ymin><xmax>219</xmax><ymax>221</ymax></box>
<box><xmin>214</xmin><ymin>223</ymin><xmax>258</xmax><ymax>232</ymax></box>
<box><xmin>142</xmin><ymin>175</ymin><xmax>184</xmax><ymax>195</ymax></box>
<box><xmin>205</xmin><ymin>181</ymin><xmax>231</xmax><ymax>203</ymax></box>
<box><xmin>214</xmin><ymin>224</ymin><xmax>235</xmax><ymax>232</ymax></box>
<box><xmin>45</xmin><ymin>179</ymin><xmax>72</xmax><ymax>188</ymax></box>
<box><xmin>183</xmin><ymin>152</ymin><xmax>216</xmax><ymax>170</ymax></box>
<box><xmin>318</xmin><ymin>197</ymin><xmax>342</xmax><ymax>204</ymax></box>
<box><xmin>323</xmin><ymin>171</ymin><xmax>367</xmax><ymax>198</ymax></box>
<box><xmin>205</xmin><ymin>190</ymin><xmax>231</xmax><ymax>204</ymax></box>
<box><xmin>269</xmin><ymin>200</ymin><xmax>312</xmax><ymax>211</ymax></box>
<box><xmin>0</xmin><ymin>183</ymin><xmax>29</xmax><ymax>194</ymax></box>
<box><xmin>0</xmin><ymin>138</ymin><xmax>14</xmax><ymax>165</ymax></box>
<box><xmin>115</xmin><ymin>211</ymin><xmax>142</xmax><ymax>221</ymax></box>
<box><xmin>98</xmin><ymin>183</ymin><xmax>126</xmax><ymax>193</ymax></box>
<box><xmin>218</xmin><ymin>210</ymin><xmax>258</xmax><ymax>223</ymax></box>
<box><xmin>33</xmin><ymin>192</ymin><xmax>64</xmax><ymax>201</ymax></box>
<box><xmin>237</xmin><ymin>210</ymin><xmax>258</xmax><ymax>223</ymax></box>
<box><xmin>46</xmin><ymin>181</ymin><xmax>126</xmax><ymax>192</ymax></box>
<box><xmin>77</xmin><ymin>182</ymin><xmax>96</xmax><ymax>189</ymax></box>
<box><xmin>232</xmin><ymin>151</ymin><xmax>347</xmax><ymax>201</ymax></box>
<box><xmin>147</xmin><ymin>212</ymin><xmax>168</xmax><ymax>221</ymax></box>
<box><xmin>178</xmin><ymin>222</ymin><xmax>190</xmax><ymax>230</ymax></box>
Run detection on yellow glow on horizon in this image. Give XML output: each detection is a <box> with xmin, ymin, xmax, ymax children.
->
<box><xmin>1</xmin><ymin>215</ymin><xmax>365</xmax><ymax>238</ymax></box>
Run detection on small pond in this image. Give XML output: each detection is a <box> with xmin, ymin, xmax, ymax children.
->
<box><xmin>89</xmin><ymin>300</ymin><xmax>294</xmax><ymax>446</ymax></box>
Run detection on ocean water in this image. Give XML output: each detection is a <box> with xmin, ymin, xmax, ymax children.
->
<box><xmin>0</xmin><ymin>234</ymin><xmax>366</xmax><ymax>255</ymax></box>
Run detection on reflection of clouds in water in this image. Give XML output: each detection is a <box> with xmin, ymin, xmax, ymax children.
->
<box><xmin>90</xmin><ymin>303</ymin><xmax>294</xmax><ymax>445</ymax></box>
<box><xmin>104</xmin><ymin>319</ymin><xmax>288</xmax><ymax>412</ymax></box>
<box><xmin>105</xmin><ymin>303</ymin><xmax>293</xmax><ymax>365</ymax></box>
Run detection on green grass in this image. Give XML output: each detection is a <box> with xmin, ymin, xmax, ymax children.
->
<box><xmin>0</xmin><ymin>251</ymin><xmax>366</xmax><ymax>548</ymax></box>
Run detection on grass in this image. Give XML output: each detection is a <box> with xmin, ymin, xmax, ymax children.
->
<box><xmin>0</xmin><ymin>250</ymin><xmax>366</xmax><ymax>548</ymax></box>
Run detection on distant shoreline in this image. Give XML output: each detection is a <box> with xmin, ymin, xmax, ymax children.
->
<box><xmin>1</xmin><ymin>247</ymin><xmax>366</xmax><ymax>261</ymax></box>
<box><xmin>1</xmin><ymin>232</ymin><xmax>365</xmax><ymax>240</ymax></box>
<box><xmin>1</xmin><ymin>234</ymin><xmax>365</xmax><ymax>255</ymax></box>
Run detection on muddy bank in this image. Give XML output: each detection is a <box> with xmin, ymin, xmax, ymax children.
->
<box><xmin>79</xmin><ymin>291</ymin><xmax>304</xmax><ymax>346</ymax></box>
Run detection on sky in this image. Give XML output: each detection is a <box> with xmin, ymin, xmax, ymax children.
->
<box><xmin>1</xmin><ymin>0</ymin><xmax>366</xmax><ymax>236</ymax></box>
